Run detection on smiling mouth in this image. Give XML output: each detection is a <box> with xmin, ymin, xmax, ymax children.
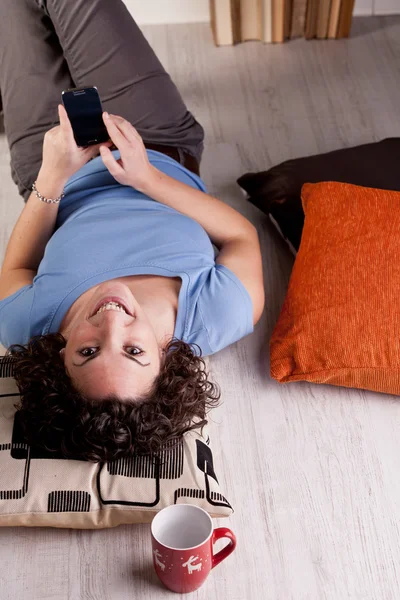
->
<box><xmin>90</xmin><ymin>296</ymin><xmax>134</xmax><ymax>318</ymax></box>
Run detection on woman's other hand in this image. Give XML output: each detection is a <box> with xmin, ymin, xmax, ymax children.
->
<box><xmin>99</xmin><ymin>113</ymin><xmax>156</xmax><ymax>192</ymax></box>
<box><xmin>40</xmin><ymin>104</ymin><xmax>112</xmax><ymax>182</ymax></box>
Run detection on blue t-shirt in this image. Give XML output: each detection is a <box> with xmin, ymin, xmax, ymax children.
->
<box><xmin>0</xmin><ymin>150</ymin><xmax>253</xmax><ymax>355</ymax></box>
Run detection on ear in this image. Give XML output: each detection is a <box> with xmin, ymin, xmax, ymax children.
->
<box><xmin>159</xmin><ymin>346</ymin><xmax>166</xmax><ymax>364</ymax></box>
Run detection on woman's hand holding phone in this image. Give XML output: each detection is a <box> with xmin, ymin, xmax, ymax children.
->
<box><xmin>40</xmin><ymin>104</ymin><xmax>112</xmax><ymax>184</ymax></box>
<box><xmin>99</xmin><ymin>113</ymin><xmax>156</xmax><ymax>192</ymax></box>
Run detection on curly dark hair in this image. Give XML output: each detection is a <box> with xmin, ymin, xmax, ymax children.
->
<box><xmin>6</xmin><ymin>333</ymin><xmax>220</xmax><ymax>463</ymax></box>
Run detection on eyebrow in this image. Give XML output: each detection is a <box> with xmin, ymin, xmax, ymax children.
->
<box><xmin>72</xmin><ymin>352</ymin><xmax>151</xmax><ymax>368</ymax></box>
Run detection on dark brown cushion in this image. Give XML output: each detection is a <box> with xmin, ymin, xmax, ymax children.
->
<box><xmin>238</xmin><ymin>138</ymin><xmax>400</xmax><ymax>253</ymax></box>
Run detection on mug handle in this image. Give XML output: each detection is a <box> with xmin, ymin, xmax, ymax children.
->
<box><xmin>211</xmin><ymin>527</ymin><xmax>237</xmax><ymax>569</ymax></box>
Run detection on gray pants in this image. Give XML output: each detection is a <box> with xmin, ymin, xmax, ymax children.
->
<box><xmin>0</xmin><ymin>0</ymin><xmax>205</xmax><ymax>202</ymax></box>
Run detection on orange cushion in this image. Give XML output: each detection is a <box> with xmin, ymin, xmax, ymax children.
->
<box><xmin>270</xmin><ymin>181</ymin><xmax>400</xmax><ymax>395</ymax></box>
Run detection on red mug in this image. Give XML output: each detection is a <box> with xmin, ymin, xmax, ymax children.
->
<box><xmin>151</xmin><ymin>503</ymin><xmax>236</xmax><ymax>594</ymax></box>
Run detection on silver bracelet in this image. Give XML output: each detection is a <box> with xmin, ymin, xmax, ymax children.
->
<box><xmin>32</xmin><ymin>180</ymin><xmax>65</xmax><ymax>204</ymax></box>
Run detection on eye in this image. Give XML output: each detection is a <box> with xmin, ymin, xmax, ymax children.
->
<box><xmin>79</xmin><ymin>347</ymin><xmax>98</xmax><ymax>357</ymax></box>
<box><xmin>126</xmin><ymin>347</ymin><xmax>144</xmax><ymax>356</ymax></box>
<box><xmin>78</xmin><ymin>346</ymin><xmax>144</xmax><ymax>357</ymax></box>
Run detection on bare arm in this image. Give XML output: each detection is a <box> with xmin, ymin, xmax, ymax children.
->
<box><xmin>100</xmin><ymin>113</ymin><xmax>265</xmax><ymax>324</ymax></box>
<box><xmin>142</xmin><ymin>167</ymin><xmax>253</xmax><ymax>247</ymax></box>
<box><xmin>0</xmin><ymin>105</ymin><xmax>110</xmax><ymax>293</ymax></box>
<box><xmin>141</xmin><ymin>168</ymin><xmax>265</xmax><ymax>324</ymax></box>
<box><xmin>0</xmin><ymin>170</ymin><xmax>65</xmax><ymax>276</ymax></box>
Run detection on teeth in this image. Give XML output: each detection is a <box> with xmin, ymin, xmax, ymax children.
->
<box><xmin>96</xmin><ymin>301</ymin><xmax>127</xmax><ymax>315</ymax></box>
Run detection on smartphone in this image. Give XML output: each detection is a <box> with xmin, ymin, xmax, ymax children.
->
<box><xmin>61</xmin><ymin>86</ymin><xmax>110</xmax><ymax>147</ymax></box>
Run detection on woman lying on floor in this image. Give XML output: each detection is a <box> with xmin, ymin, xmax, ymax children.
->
<box><xmin>0</xmin><ymin>0</ymin><xmax>264</xmax><ymax>462</ymax></box>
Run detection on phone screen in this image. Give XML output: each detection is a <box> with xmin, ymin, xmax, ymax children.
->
<box><xmin>62</xmin><ymin>87</ymin><xmax>109</xmax><ymax>147</ymax></box>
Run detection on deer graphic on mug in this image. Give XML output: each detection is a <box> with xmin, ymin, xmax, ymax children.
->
<box><xmin>153</xmin><ymin>549</ymin><xmax>166</xmax><ymax>571</ymax></box>
<box><xmin>182</xmin><ymin>555</ymin><xmax>203</xmax><ymax>574</ymax></box>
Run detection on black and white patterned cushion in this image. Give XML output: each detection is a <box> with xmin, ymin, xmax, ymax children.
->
<box><xmin>0</xmin><ymin>356</ymin><xmax>232</xmax><ymax>529</ymax></box>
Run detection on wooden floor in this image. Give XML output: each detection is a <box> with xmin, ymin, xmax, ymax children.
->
<box><xmin>1</xmin><ymin>15</ymin><xmax>400</xmax><ymax>600</ymax></box>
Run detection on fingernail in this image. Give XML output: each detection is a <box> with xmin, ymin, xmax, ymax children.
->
<box><xmin>104</xmin><ymin>112</ymin><xmax>109</xmax><ymax>118</ymax></box>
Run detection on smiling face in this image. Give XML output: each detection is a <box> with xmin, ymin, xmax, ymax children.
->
<box><xmin>59</xmin><ymin>282</ymin><xmax>164</xmax><ymax>400</ymax></box>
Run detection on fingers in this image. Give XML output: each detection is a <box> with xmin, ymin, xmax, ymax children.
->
<box><xmin>109</xmin><ymin>114</ymin><xmax>142</xmax><ymax>141</ymax></box>
<box><xmin>83</xmin><ymin>139</ymin><xmax>113</xmax><ymax>160</ymax></box>
<box><xmin>103</xmin><ymin>112</ymin><xmax>142</xmax><ymax>144</ymax></box>
<box><xmin>102</xmin><ymin>112</ymin><xmax>129</xmax><ymax>149</ymax></box>
<box><xmin>99</xmin><ymin>144</ymin><xmax>124</xmax><ymax>179</ymax></box>
<box><xmin>58</xmin><ymin>104</ymin><xmax>73</xmax><ymax>136</ymax></box>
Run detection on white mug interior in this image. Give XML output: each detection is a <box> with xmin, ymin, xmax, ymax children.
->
<box><xmin>151</xmin><ymin>504</ymin><xmax>213</xmax><ymax>550</ymax></box>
